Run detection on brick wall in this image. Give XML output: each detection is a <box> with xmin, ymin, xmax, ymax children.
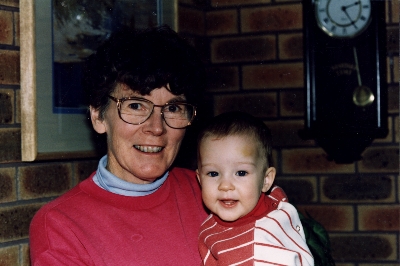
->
<box><xmin>0</xmin><ymin>1</ymin><xmax>99</xmax><ymax>264</ymax></box>
<box><xmin>180</xmin><ymin>0</ymin><xmax>399</xmax><ymax>265</ymax></box>
<box><xmin>0</xmin><ymin>0</ymin><xmax>397</xmax><ymax>265</ymax></box>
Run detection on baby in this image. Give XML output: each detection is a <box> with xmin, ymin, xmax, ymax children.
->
<box><xmin>196</xmin><ymin>111</ymin><xmax>314</xmax><ymax>265</ymax></box>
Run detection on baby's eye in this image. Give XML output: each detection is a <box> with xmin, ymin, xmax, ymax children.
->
<box><xmin>236</xmin><ymin>171</ymin><xmax>248</xmax><ymax>176</ymax></box>
<box><xmin>207</xmin><ymin>171</ymin><xmax>219</xmax><ymax>177</ymax></box>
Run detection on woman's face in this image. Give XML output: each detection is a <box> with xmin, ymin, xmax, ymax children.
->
<box><xmin>90</xmin><ymin>84</ymin><xmax>186</xmax><ymax>184</ymax></box>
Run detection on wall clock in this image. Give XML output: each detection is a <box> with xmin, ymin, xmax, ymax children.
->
<box><xmin>300</xmin><ymin>0</ymin><xmax>387</xmax><ymax>163</ymax></box>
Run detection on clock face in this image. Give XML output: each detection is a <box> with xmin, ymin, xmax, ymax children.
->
<box><xmin>315</xmin><ymin>0</ymin><xmax>372</xmax><ymax>38</ymax></box>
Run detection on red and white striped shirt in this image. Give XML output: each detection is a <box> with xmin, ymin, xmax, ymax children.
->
<box><xmin>198</xmin><ymin>187</ymin><xmax>314</xmax><ymax>265</ymax></box>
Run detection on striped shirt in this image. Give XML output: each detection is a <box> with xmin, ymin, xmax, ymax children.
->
<box><xmin>198</xmin><ymin>187</ymin><xmax>314</xmax><ymax>266</ymax></box>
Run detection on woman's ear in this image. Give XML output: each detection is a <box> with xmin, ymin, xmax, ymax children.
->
<box><xmin>261</xmin><ymin>167</ymin><xmax>276</xmax><ymax>192</ymax></box>
<box><xmin>90</xmin><ymin>106</ymin><xmax>106</xmax><ymax>134</ymax></box>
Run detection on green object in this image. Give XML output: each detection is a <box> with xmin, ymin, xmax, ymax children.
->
<box><xmin>298</xmin><ymin>211</ymin><xmax>336</xmax><ymax>266</ymax></box>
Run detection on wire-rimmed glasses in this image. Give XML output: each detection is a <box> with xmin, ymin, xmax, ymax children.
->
<box><xmin>108</xmin><ymin>95</ymin><xmax>196</xmax><ymax>129</ymax></box>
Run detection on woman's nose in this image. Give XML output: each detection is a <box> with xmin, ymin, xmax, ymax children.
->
<box><xmin>142</xmin><ymin>107</ymin><xmax>166</xmax><ymax>135</ymax></box>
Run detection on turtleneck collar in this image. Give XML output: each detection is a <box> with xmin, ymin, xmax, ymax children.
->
<box><xmin>93</xmin><ymin>155</ymin><xmax>168</xmax><ymax>196</ymax></box>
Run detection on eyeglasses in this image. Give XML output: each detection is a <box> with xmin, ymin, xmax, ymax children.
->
<box><xmin>108</xmin><ymin>95</ymin><xmax>196</xmax><ymax>129</ymax></box>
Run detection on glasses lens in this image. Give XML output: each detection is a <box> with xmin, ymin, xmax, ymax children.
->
<box><xmin>163</xmin><ymin>103</ymin><xmax>195</xmax><ymax>128</ymax></box>
<box><xmin>120</xmin><ymin>99</ymin><xmax>152</xmax><ymax>124</ymax></box>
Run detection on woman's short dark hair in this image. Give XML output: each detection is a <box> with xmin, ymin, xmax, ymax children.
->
<box><xmin>197</xmin><ymin>111</ymin><xmax>274</xmax><ymax>167</ymax></box>
<box><xmin>83</xmin><ymin>25</ymin><xmax>205</xmax><ymax>116</ymax></box>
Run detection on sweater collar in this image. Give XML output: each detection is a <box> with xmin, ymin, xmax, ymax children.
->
<box><xmin>93</xmin><ymin>155</ymin><xmax>168</xmax><ymax>196</ymax></box>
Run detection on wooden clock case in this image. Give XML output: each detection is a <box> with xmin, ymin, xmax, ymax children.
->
<box><xmin>300</xmin><ymin>0</ymin><xmax>388</xmax><ymax>163</ymax></box>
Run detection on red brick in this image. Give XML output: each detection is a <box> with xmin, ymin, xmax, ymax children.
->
<box><xmin>242</xmin><ymin>63</ymin><xmax>303</xmax><ymax>89</ymax></box>
<box><xmin>278</xmin><ymin>33</ymin><xmax>303</xmax><ymax>60</ymax></box>
<box><xmin>206</xmin><ymin>10</ymin><xmax>237</xmax><ymax>35</ymax></box>
<box><xmin>393</xmin><ymin>56</ymin><xmax>399</xmax><ymax>83</ymax></box>
<box><xmin>213</xmin><ymin>92</ymin><xmax>277</xmax><ymax>117</ymax></box>
<box><xmin>330</xmin><ymin>234</ymin><xmax>397</xmax><ymax>260</ymax></box>
<box><xmin>241</xmin><ymin>4</ymin><xmax>302</xmax><ymax>33</ymax></box>
<box><xmin>387</xmin><ymin>85</ymin><xmax>399</xmax><ymax>113</ymax></box>
<box><xmin>0</xmin><ymin>204</ymin><xmax>41</xmax><ymax>242</ymax></box>
<box><xmin>274</xmin><ymin>176</ymin><xmax>317</xmax><ymax>204</ymax></box>
<box><xmin>297</xmin><ymin>205</ymin><xmax>354</xmax><ymax>231</ymax></box>
<box><xmin>0</xmin><ymin>50</ymin><xmax>19</xmax><ymax>85</ymax></box>
<box><xmin>16</xmin><ymin>89</ymin><xmax>20</xmax><ymax>123</ymax></box>
<box><xmin>206</xmin><ymin>66</ymin><xmax>239</xmax><ymax>91</ymax></box>
<box><xmin>281</xmin><ymin>148</ymin><xmax>355</xmax><ymax>174</ymax></box>
<box><xmin>280</xmin><ymin>89</ymin><xmax>304</xmax><ymax>116</ymax></box>
<box><xmin>0</xmin><ymin>0</ymin><xmax>18</xmax><ymax>7</ymax></box>
<box><xmin>211</xmin><ymin>0</ymin><xmax>271</xmax><ymax>7</ymax></box>
<box><xmin>0</xmin><ymin>167</ymin><xmax>16</xmax><ymax>203</ymax></box>
<box><xmin>178</xmin><ymin>7</ymin><xmax>205</xmax><ymax>34</ymax></box>
<box><xmin>358</xmin><ymin>205</ymin><xmax>400</xmax><ymax>231</ymax></box>
<box><xmin>385</xmin><ymin>0</ymin><xmax>390</xmax><ymax>23</ymax></box>
<box><xmin>358</xmin><ymin>147</ymin><xmax>399</xmax><ymax>173</ymax></box>
<box><xmin>21</xmin><ymin>244</ymin><xmax>30</xmax><ymax>266</ymax></box>
<box><xmin>0</xmin><ymin>128</ymin><xmax>21</xmax><ymax>162</ymax></box>
<box><xmin>211</xmin><ymin>35</ymin><xmax>276</xmax><ymax>63</ymax></box>
<box><xmin>0</xmin><ymin>246</ymin><xmax>19</xmax><ymax>265</ymax></box>
<box><xmin>391</xmin><ymin>0</ymin><xmax>399</xmax><ymax>23</ymax></box>
<box><xmin>321</xmin><ymin>175</ymin><xmax>395</xmax><ymax>203</ymax></box>
<box><xmin>264</xmin><ymin>120</ymin><xmax>314</xmax><ymax>147</ymax></box>
<box><xmin>0</xmin><ymin>88</ymin><xmax>14</xmax><ymax>124</ymax></box>
<box><xmin>0</xmin><ymin>10</ymin><xmax>13</xmax><ymax>45</ymax></box>
<box><xmin>388</xmin><ymin>56</ymin><xmax>399</xmax><ymax>84</ymax></box>
<box><xmin>18</xmin><ymin>164</ymin><xmax>72</xmax><ymax>199</ymax></box>
<box><xmin>74</xmin><ymin>160</ymin><xmax>98</xmax><ymax>183</ymax></box>
<box><xmin>14</xmin><ymin>11</ymin><xmax>19</xmax><ymax>47</ymax></box>
<box><xmin>386</xmin><ymin>27</ymin><xmax>398</xmax><ymax>55</ymax></box>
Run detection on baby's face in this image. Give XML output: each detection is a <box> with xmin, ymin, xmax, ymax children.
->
<box><xmin>196</xmin><ymin>135</ymin><xmax>275</xmax><ymax>222</ymax></box>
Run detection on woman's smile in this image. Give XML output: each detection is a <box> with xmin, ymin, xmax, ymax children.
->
<box><xmin>134</xmin><ymin>145</ymin><xmax>163</xmax><ymax>153</ymax></box>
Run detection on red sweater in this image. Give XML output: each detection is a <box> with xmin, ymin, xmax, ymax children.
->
<box><xmin>30</xmin><ymin>167</ymin><xmax>207</xmax><ymax>266</ymax></box>
<box><xmin>199</xmin><ymin>187</ymin><xmax>314</xmax><ymax>265</ymax></box>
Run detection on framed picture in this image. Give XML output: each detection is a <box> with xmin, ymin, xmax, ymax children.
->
<box><xmin>20</xmin><ymin>0</ymin><xmax>177</xmax><ymax>161</ymax></box>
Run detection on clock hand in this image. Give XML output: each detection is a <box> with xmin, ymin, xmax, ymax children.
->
<box><xmin>343</xmin><ymin>1</ymin><xmax>360</xmax><ymax>10</ymax></box>
<box><xmin>341</xmin><ymin>6</ymin><xmax>357</xmax><ymax>28</ymax></box>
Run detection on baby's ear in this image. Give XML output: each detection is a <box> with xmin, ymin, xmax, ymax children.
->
<box><xmin>196</xmin><ymin>169</ymin><xmax>201</xmax><ymax>185</ymax></box>
<box><xmin>262</xmin><ymin>167</ymin><xmax>276</xmax><ymax>192</ymax></box>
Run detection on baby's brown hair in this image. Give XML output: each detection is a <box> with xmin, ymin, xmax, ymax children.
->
<box><xmin>197</xmin><ymin>111</ymin><xmax>273</xmax><ymax>168</ymax></box>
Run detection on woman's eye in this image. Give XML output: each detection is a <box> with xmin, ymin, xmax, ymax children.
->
<box><xmin>236</xmin><ymin>171</ymin><xmax>247</xmax><ymax>176</ymax></box>
<box><xmin>207</xmin><ymin>172</ymin><xmax>219</xmax><ymax>177</ymax></box>
<box><xmin>165</xmin><ymin>104</ymin><xmax>181</xmax><ymax>113</ymax></box>
<box><xmin>128</xmin><ymin>102</ymin><xmax>143</xmax><ymax>110</ymax></box>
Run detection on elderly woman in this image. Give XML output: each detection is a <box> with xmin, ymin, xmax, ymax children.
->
<box><xmin>29</xmin><ymin>26</ymin><xmax>208</xmax><ymax>265</ymax></box>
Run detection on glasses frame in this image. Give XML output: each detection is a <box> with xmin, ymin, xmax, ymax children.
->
<box><xmin>108</xmin><ymin>95</ymin><xmax>196</xmax><ymax>129</ymax></box>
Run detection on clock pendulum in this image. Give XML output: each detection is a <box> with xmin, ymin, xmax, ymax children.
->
<box><xmin>352</xmin><ymin>47</ymin><xmax>374</xmax><ymax>107</ymax></box>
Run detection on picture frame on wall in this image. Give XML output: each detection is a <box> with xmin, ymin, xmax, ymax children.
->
<box><xmin>20</xmin><ymin>0</ymin><xmax>177</xmax><ymax>161</ymax></box>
